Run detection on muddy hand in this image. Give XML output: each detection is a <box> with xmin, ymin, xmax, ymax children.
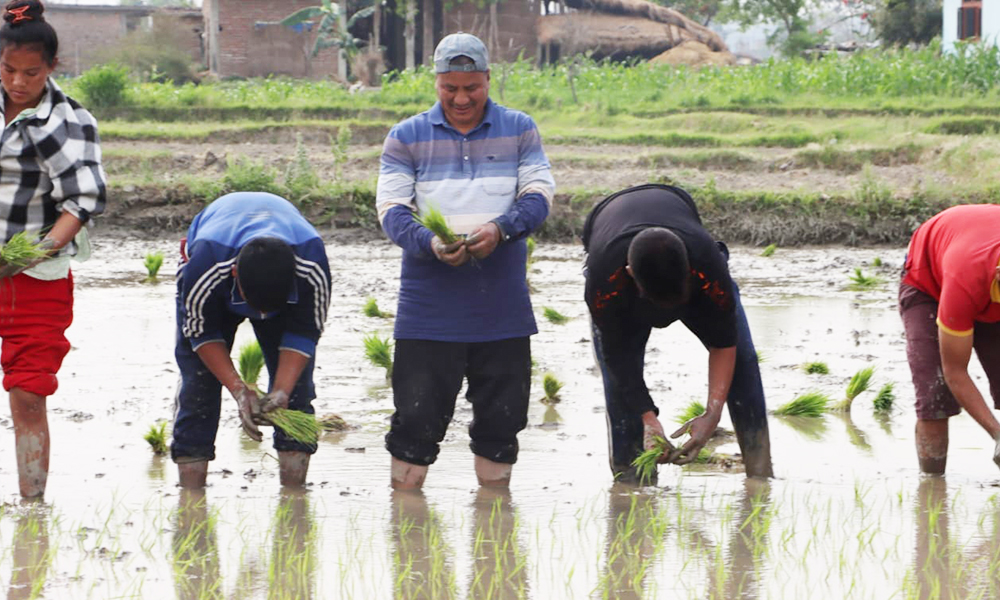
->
<box><xmin>993</xmin><ymin>434</ymin><xmax>1000</xmax><ymax>469</ymax></box>
<box><xmin>668</xmin><ymin>412</ymin><xmax>718</xmax><ymax>465</ymax></box>
<box><xmin>232</xmin><ymin>385</ymin><xmax>263</xmax><ymax>442</ymax></box>
<box><xmin>261</xmin><ymin>389</ymin><xmax>290</xmax><ymax>414</ymax></box>
<box><xmin>641</xmin><ymin>411</ymin><xmax>674</xmax><ymax>463</ymax></box>
<box><xmin>431</xmin><ymin>236</ymin><xmax>469</xmax><ymax>267</ymax></box>
<box><xmin>465</xmin><ymin>223</ymin><xmax>501</xmax><ymax>260</ymax></box>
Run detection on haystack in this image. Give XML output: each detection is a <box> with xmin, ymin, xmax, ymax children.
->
<box><xmin>649</xmin><ymin>40</ymin><xmax>736</xmax><ymax>68</ymax></box>
<box><xmin>562</xmin><ymin>0</ymin><xmax>726</xmax><ymax>52</ymax></box>
<box><xmin>538</xmin><ymin>13</ymin><xmax>705</xmax><ymax>61</ymax></box>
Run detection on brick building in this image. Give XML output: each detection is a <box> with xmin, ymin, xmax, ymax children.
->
<box><xmin>202</xmin><ymin>0</ymin><xmax>342</xmax><ymax>79</ymax></box>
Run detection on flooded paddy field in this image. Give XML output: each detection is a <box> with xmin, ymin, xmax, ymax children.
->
<box><xmin>2</xmin><ymin>239</ymin><xmax>999</xmax><ymax>599</ymax></box>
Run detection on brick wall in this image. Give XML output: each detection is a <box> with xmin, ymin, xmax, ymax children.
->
<box><xmin>445</xmin><ymin>0</ymin><xmax>539</xmax><ymax>62</ymax></box>
<box><xmin>47</xmin><ymin>8</ymin><xmax>131</xmax><ymax>76</ymax></box>
<box><xmin>205</xmin><ymin>0</ymin><xmax>340</xmax><ymax>79</ymax></box>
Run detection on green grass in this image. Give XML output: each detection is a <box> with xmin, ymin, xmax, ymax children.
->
<box><xmin>675</xmin><ymin>400</ymin><xmax>706</xmax><ymax>425</ymax></box>
<box><xmin>873</xmin><ymin>382</ymin><xmax>895</xmax><ymax>412</ymax></box>
<box><xmin>542</xmin><ymin>373</ymin><xmax>564</xmax><ymax>403</ymax></box>
<box><xmin>363</xmin><ymin>297</ymin><xmax>392</xmax><ymax>318</ymax></box>
<box><xmin>0</xmin><ymin>232</ymin><xmax>49</xmax><ymax>267</ymax></box>
<box><xmin>760</xmin><ymin>244</ymin><xmax>776</xmax><ymax>257</ymax></box>
<box><xmin>414</xmin><ymin>205</ymin><xmax>457</xmax><ymax>244</ymax></box>
<box><xmin>238</xmin><ymin>341</ymin><xmax>265</xmax><ymax>389</ymax></box>
<box><xmin>144</xmin><ymin>422</ymin><xmax>168</xmax><ymax>455</ymax></box>
<box><xmin>847</xmin><ymin>268</ymin><xmax>882</xmax><ymax>291</ymax></box>
<box><xmin>143</xmin><ymin>251</ymin><xmax>164</xmax><ymax>280</ymax></box>
<box><xmin>363</xmin><ymin>333</ymin><xmax>393</xmax><ymax>379</ymax></box>
<box><xmin>542</xmin><ymin>307</ymin><xmax>569</xmax><ymax>325</ymax></box>
<box><xmin>773</xmin><ymin>391</ymin><xmax>831</xmax><ymax>417</ymax></box>
<box><xmin>803</xmin><ymin>361</ymin><xmax>830</xmax><ymax>375</ymax></box>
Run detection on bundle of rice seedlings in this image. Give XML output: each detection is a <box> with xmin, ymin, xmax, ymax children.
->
<box><xmin>872</xmin><ymin>257</ymin><xmax>883</xmax><ymax>268</ymax></box>
<box><xmin>631</xmin><ymin>436</ymin><xmax>673</xmax><ymax>484</ymax></box>
<box><xmin>756</xmin><ymin>350</ymin><xmax>767</xmax><ymax>364</ymax></box>
<box><xmin>526</xmin><ymin>237</ymin><xmax>537</xmax><ymax>267</ymax></box>
<box><xmin>675</xmin><ymin>400</ymin><xmax>705</xmax><ymax>425</ymax></box>
<box><xmin>847</xmin><ymin>268</ymin><xmax>881</xmax><ymax>291</ymax></box>
<box><xmin>773</xmin><ymin>391</ymin><xmax>830</xmax><ymax>417</ymax></box>
<box><xmin>363</xmin><ymin>297</ymin><xmax>392</xmax><ymax>319</ymax></box>
<box><xmin>363</xmin><ymin>333</ymin><xmax>393</xmax><ymax>379</ymax></box>
<box><xmin>414</xmin><ymin>205</ymin><xmax>457</xmax><ymax>244</ymax></box>
<box><xmin>830</xmin><ymin>366</ymin><xmax>876</xmax><ymax>411</ymax></box>
<box><xmin>873</xmin><ymin>382</ymin><xmax>895</xmax><ymax>412</ymax></box>
<box><xmin>238</xmin><ymin>341</ymin><xmax>265</xmax><ymax>390</ymax></box>
<box><xmin>265</xmin><ymin>409</ymin><xmax>320</xmax><ymax>445</ymax></box>
<box><xmin>760</xmin><ymin>244</ymin><xmax>777</xmax><ymax>257</ymax></box>
<box><xmin>318</xmin><ymin>413</ymin><xmax>349</xmax><ymax>432</ymax></box>
<box><xmin>543</xmin><ymin>307</ymin><xmax>569</xmax><ymax>325</ymax></box>
<box><xmin>144</xmin><ymin>422</ymin><xmax>168</xmax><ymax>455</ymax></box>
<box><xmin>803</xmin><ymin>361</ymin><xmax>829</xmax><ymax>375</ymax></box>
<box><xmin>0</xmin><ymin>231</ymin><xmax>49</xmax><ymax>267</ymax></box>
<box><xmin>144</xmin><ymin>251</ymin><xmax>164</xmax><ymax>281</ymax></box>
<box><xmin>541</xmin><ymin>373</ymin><xmax>563</xmax><ymax>403</ymax></box>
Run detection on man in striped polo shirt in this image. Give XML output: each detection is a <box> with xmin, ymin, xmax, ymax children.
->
<box><xmin>172</xmin><ymin>192</ymin><xmax>331</xmax><ymax>489</ymax></box>
<box><xmin>376</xmin><ymin>33</ymin><xmax>555</xmax><ymax>489</ymax></box>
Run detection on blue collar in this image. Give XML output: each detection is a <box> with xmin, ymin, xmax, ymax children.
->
<box><xmin>429</xmin><ymin>98</ymin><xmax>496</xmax><ymax>134</ymax></box>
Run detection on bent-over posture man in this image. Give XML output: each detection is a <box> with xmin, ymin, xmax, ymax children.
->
<box><xmin>900</xmin><ymin>204</ymin><xmax>1000</xmax><ymax>474</ymax></box>
<box><xmin>172</xmin><ymin>192</ymin><xmax>331</xmax><ymax>488</ymax></box>
<box><xmin>376</xmin><ymin>33</ymin><xmax>555</xmax><ymax>489</ymax></box>
<box><xmin>584</xmin><ymin>184</ymin><xmax>773</xmax><ymax>482</ymax></box>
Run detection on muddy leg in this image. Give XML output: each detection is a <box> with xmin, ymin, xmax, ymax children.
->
<box><xmin>474</xmin><ymin>455</ymin><xmax>512</xmax><ymax>487</ymax></box>
<box><xmin>278</xmin><ymin>451</ymin><xmax>310</xmax><ymax>487</ymax></box>
<box><xmin>916</xmin><ymin>418</ymin><xmax>948</xmax><ymax>475</ymax></box>
<box><xmin>177</xmin><ymin>460</ymin><xmax>208</xmax><ymax>489</ymax></box>
<box><xmin>9</xmin><ymin>388</ymin><xmax>49</xmax><ymax>498</ymax></box>
<box><xmin>391</xmin><ymin>457</ymin><xmax>429</xmax><ymax>490</ymax></box>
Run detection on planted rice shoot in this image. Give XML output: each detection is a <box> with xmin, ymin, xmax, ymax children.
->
<box><xmin>543</xmin><ymin>307</ymin><xmax>569</xmax><ymax>324</ymax></box>
<box><xmin>803</xmin><ymin>361</ymin><xmax>829</xmax><ymax>375</ymax></box>
<box><xmin>761</xmin><ymin>244</ymin><xmax>777</xmax><ymax>257</ymax></box>
<box><xmin>872</xmin><ymin>256</ymin><xmax>883</xmax><ymax>268</ymax></box>
<box><xmin>831</xmin><ymin>365</ymin><xmax>877</xmax><ymax>411</ymax></box>
<box><xmin>318</xmin><ymin>413</ymin><xmax>349</xmax><ymax>432</ymax></box>
<box><xmin>675</xmin><ymin>400</ymin><xmax>705</xmax><ymax>424</ymax></box>
<box><xmin>773</xmin><ymin>391</ymin><xmax>831</xmax><ymax>417</ymax></box>
<box><xmin>363</xmin><ymin>296</ymin><xmax>392</xmax><ymax>318</ymax></box>
<box><xmin>756</xmin><ymin>350</ymin><xmax>767</xmax><ymax>363</ymax></box>
<box><xmin>847</xmin><ymin>268</ymin><xmax>882</xmax><ymax>291</ymax></box>
<box><xmin>631</xmin><ymin>436</ymin><xmax>673</xmax><ymax>484</ymax></box>
<box><xmin>144</xmin><ymin>251</ymin><xmax>164</xmax><ymax>280</ymax></box>
<box><xmin>542</xmin><ymin>372</ymin><xmax>564</xmax><ymax>403</ymax></box>
<box><xmin>363</xmin><ymin>333</ymin><xmax>393</xmax><ymax>378</ymax></box>
<box><xmin>0</xmin><ymin>231</ymin><xmax>49</xmax><ymax>267</ymax></box>
<box><xmin>414</xmin><ymin>205</ymin><xmax>457</xmax><ymax>244</ymax></box>
<box><xmin>264</xmin><ymin>409</ymin><xmax>320</xmax><ymax>445</ymax></box>
<box><xmin>526</xmin><ymin>236</ymin><xmax>536</xmax><ymax>267</ymax></box>
<box><xmin>144</xmin><ymin>421</ymin><xmax>168</xmax><ymax>455</ymax></box>
<box><xmin>873</xmin><ymin>382</ymin><xmax>895</xmax><ymax>412</ymax></box>
<box><xmin>238</xmin><ymin>341</ymin><xmax>265</xmax><ymax>389</ymax></box>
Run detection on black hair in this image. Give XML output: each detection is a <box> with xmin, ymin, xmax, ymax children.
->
<box><xmin>235</xmin><ymin>237</ymin><xmax>296</xmax><ymax>314</ymax></box>
<box><xmin>627</xmin><ymin>228</ymin><xmax>691</xmax><ymax>305</ymax></box>
<box><xmin>449</xmin><ymin>55</ymin><xmax>475</xmax><ymax>66</ymax></box>
<box><xmin>0</xmin><ymin>1</ymin><xmax>57</xmax><ymax>66</ymax></box>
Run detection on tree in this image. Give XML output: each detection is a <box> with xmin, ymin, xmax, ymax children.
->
<box><xmin>727</xmin><ymin>0</ymin><xmax>827</xmax><ymax>56</ymax></box>
<box><xmin>662</xmin><ymin>0</ymin><xmax>728</xmax><ymax>27</ymax></box>
<box><xmin>281</xmin><ymin>0</ymin><xmax>375</xmax><ymax>79</ymax></box>
<box><xmin>870</xmin><ymin>0</ymin><xmax>941</xmax><ymax>46</ymax></box>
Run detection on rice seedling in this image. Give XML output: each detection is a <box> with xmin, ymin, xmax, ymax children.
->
<box><xmin>362</xmin><ymin>296</ymin><xmax>392</xmax><ymax>318</ymax></box>
<box><xmin>0</xmin><ymin>231</ymin><xmax>49</xmax><ymax>267</ymax></box>
<box><xmin>761</xmin><ymin>244</ymin><xmax>777</xmax><ymax>257</ymax></box>
<box><xmin>541</xmin><ymin>372</ymin><xmax>563</xmax><ymax>404</ymax></box>
<box><xmin>414</xmin><ymin>205</ymin><xmax>457</xmax><ymax>244</ymax></box>
<box><xmin>803</xmin><ymin>361</ymin><xmax>830</xmax><ymax>375</ymax></box>
<box><xmin>265</xmin><ymin>409</ymin><xmax>320</xmax><ymax>445</ymax></box>
<box><xmin>675</xmin><ymin>400</ymin><xmax>705</xmax><ymax>424</ymax></box>
<box><xmin>756</xmin><ymin>350</ymin><xmax>767</xmax><ymax>363</ymax></box>
<box><xmin>143</xmin><ymin>251</ymin><xmax>164</xmax><ymax>281</ymax></box>
<box><xmin>363</xmin><ymin>333</ymin><xmax>393</xmax><ymax>379</ymax></box>
<box><xmin>631</xmin><ymin>437</ymin><xmax>673</xmax><ymax>484</ymax></box>
<box><xmin>873</xmin><ymin>382</ymin><xmax>895</xmax><ymax>412</ymax></box>
<box><xmin>872</xmin><ymin>257</ymin><xmax>883</xmax><ymax>268</ymax></box>
<box><xmin>238</xmin><ymin>341</ymin><xmax>265</xmax><ymax>390</ymax></box>
<box><xmin>773</xmin><ymin>391</ymin><xmax>831</xmax><ymax>417</ymax></box>
<box><xmin>847</xmin><ymin>268</ymin><xmax>882</xmax><ymax>291</ymax></box>
<box><xmin>830</xmin><ymin>366</ymin><xmax>876</xmax><ymax>411</ymax></box>
<box><xmin>526</xmin><ymin>236</ymin><xmax>536</xmax><ymax>267</ymax></box>
<box><xmin>317</xmin><ymin>413</ymin><xmax>348</xmax><ymax>432</ymax></box>
<box><xmin>144</xmin><ymin>421</ymin><xmax>168</xmax><ymax>455</ymax></box>
<box><xmin>543</xmin><ymin>307</ymin><xmax>569</xmax><ymax>324</ymax></box>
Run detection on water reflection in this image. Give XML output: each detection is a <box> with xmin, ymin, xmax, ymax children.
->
<box><xmin>268</xmin><ymin>489</ymin><xmax>317</xmax><ymax>600</ymax></box>
<box><xmin>391</xmin><ymin>490</ymin><xmax>457</xmax><ymax>600</ymax></box>
<box><xmin>541</xmin><ymin>405</ymin><xmax>562</xmax><ymax>428</ymax></box>
<box><xmin>705</xmin><ymin>479</ymin><xmax>771</xmax><ymax>600</ymax></box>
<box><xmin>172</xmin><ymin>490</ymin><xmax>222</xmax><ymax>600</ymax></box>
<box><xmin>831</xmin><ymin>412</ymin><xmax>872</xmax><ymax>454</ymax></box>
<box><xmin>469</xmin><ymin>488</ymin><xmax>530</xmax><ymax>599</ymax></box>
<box><xmin>911</xmin><ymin>477</ymin><xmax>964</xmax><ymax>600</ymax></box>
<box><xmin>7</xmin><ymin>508</ymin><xmax>52</xmax><ymax>600</ymax></box>
<box><xmin>597</xmin><ymin>484</ymin><xmax>666</xmax><ymax>599</ymax></box>
<box><xmin>775</xmin><ymin>415</ymin><xmax>829</xmax><ymax>442</ymax></box>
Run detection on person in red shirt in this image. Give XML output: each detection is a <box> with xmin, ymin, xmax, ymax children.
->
<box><xmin>900</xmin><ymin>204</ymin><xmax>1000</xmax><ymax>474</ymax></box>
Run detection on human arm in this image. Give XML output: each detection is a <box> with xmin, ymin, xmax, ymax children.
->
<box><xmin>669</xmin><ymin>345</ymin><xmax>736</xmax><ymax>464</ymax></box>
<box><xmin>195</xmin><ymin>341</ymin><xmax>263</xmax><ymax>441</ymax></box>
<box><xmin>939</xmin><ymin>330</ymin><xmax>1000</xmax><ymax>441</ymax></box>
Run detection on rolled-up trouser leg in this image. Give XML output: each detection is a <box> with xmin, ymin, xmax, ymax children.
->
<box><xmin>724</xmin><ymin>281</ymin><xmax>773</xmax><ymax>478</ymax></box>
<box><xmin>465</xmin><ymin>337</ymin><xmax>531</xmax><ymax>465</ymax></box>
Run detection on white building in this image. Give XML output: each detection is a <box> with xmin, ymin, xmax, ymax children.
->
<box><xmin>943</xmin><ymin>0</ymin><xmax>997</xmax><ymax>51</ymax></box>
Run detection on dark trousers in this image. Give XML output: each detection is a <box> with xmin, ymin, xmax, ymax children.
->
<box><xmin>592</xmin><ymin>280</ymin><xmax>772</xmax><ymax>478</ymax></box>
<box><xmin>171</xmin><ymin>303</ymin><xmax>317</xmax><ymax>463</ymax></box>
<box><xmin>385</xmin><ymin>337</ymin><xmax>531</xmax><ymax>467</ymax></box>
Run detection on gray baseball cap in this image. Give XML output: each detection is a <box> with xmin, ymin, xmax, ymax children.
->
<box><xmin>434</xmin><ymin>33</ymin><xmax>489</xmax><ymax>73</ymax></box>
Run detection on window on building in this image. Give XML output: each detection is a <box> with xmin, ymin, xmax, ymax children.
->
<box><xmin>959</xmin><ymin>0</ymin><xmax>982</xmax><ymax>40</ymax></box>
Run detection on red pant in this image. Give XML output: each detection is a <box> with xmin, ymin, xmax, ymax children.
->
<box><xmin>0</xmin><ymin>273</ymin><xmax>73</xmax><ymax>397</ymax></box>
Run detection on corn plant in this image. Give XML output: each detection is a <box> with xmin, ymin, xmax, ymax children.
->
<box><xmin>773</xmin><ymin>391</ymin><xmax>830</xmax><ymax>417</ymax></box>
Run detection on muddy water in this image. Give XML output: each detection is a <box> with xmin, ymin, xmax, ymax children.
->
<box><xmin>2</xmin><ymin>239</ymin><xmax>1000</xmax><ymax>599</ymax></box>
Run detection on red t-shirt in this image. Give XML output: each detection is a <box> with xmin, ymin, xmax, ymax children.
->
<box><xmin>903</xmin><ymin>204</ymin><xmax>1000</xmax><ymax>336</ymax></box>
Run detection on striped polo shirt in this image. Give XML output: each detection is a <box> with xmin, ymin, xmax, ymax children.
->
<box><xmin>376</xmin><ymin>99</ymin><xmax>555</xmax><ymax>342</ymax></box>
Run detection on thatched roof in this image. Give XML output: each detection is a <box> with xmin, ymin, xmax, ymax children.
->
<box><xmin>561</xmin><ymin>0</ymin><xmax>726</xmax><ymax>52</ymax></box>
<box><xmin>537</xmin><ymin>13</ymin><xmax>713</xmax><ymax>61</ymax></box>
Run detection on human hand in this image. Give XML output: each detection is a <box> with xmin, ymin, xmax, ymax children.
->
<box><xmin>668</xmin><ymin>410</ymin><xmax>722</xmax><ymax>465</ymax></box>
<box><xmin>431</xmin><ymin>236</ymin><xmax>469</xmax><ymax>267</ymax></box>
<box><xmin>993</xmin><ymin>433</ymin><xmax>1000</xmax><ymax>469</ymax></box>
<box><xmin>641</xmin><ymin>411</ymin><xmax>674</xmax><ymax>464</ymax></box>
<box><xmin>231</xmin><ymin>384</ymin><xmax>264</xmax><ymax>442</ymax></box>
<box><xmin>465</xmin><ymin>223</ymin><xmax>501</xmax><ymax>260</ymax></box>
<box><xmin>261</xmin><ymin>389</ymin><xmax>290</xmax><ymax>413</ymax></box>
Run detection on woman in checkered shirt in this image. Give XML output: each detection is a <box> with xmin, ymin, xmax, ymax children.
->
<box><xmin>0</xmin><ymin>0</ymin><xmax>107</xmax><ymax>498</ymax></box>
